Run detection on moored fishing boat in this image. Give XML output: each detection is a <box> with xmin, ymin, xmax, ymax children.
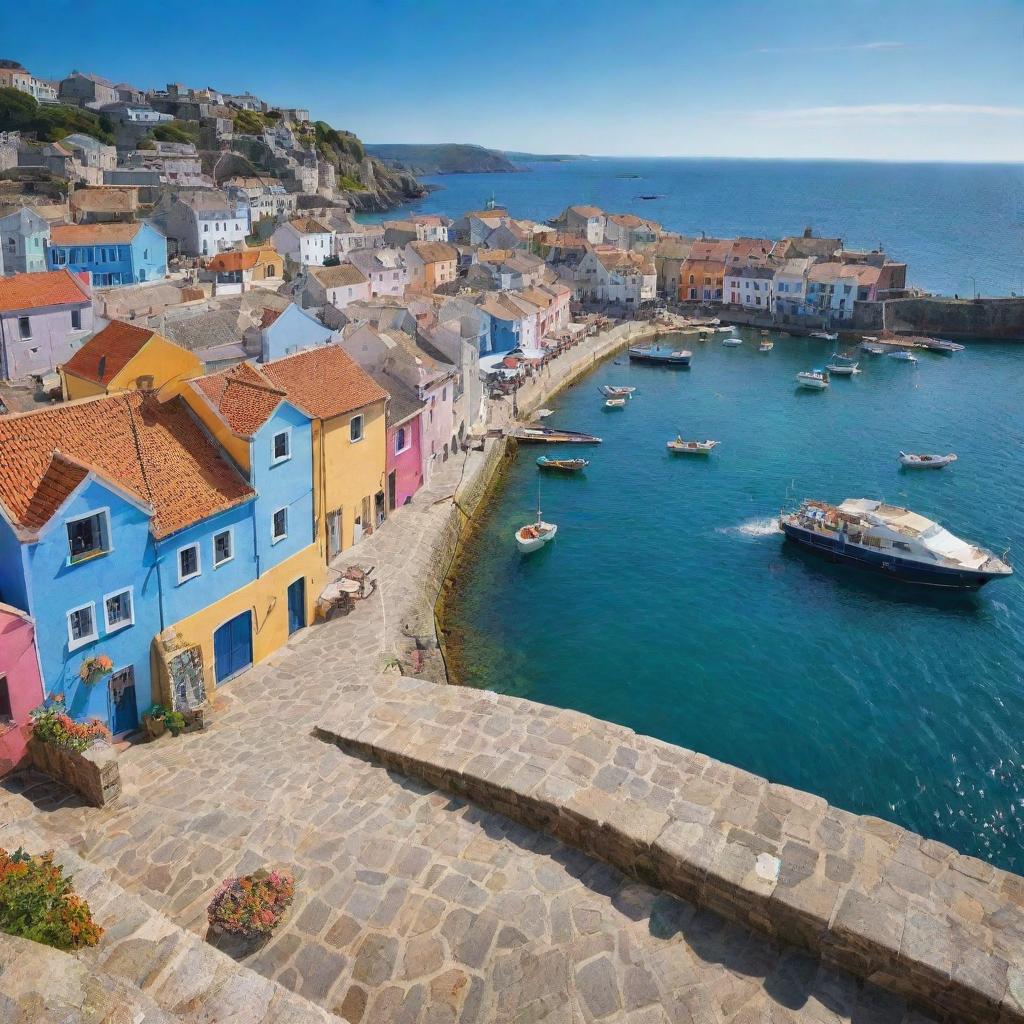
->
<box><xmin>889</xmin><ymin>349</ymin><xmax>918</xmax><ymax>362</ymax></box>
<box><xmin>515</xmin><ymin>513</ymin><xmax>558</xmax><ymax>553</ymax></box>
<box><xmin>825</xmin><ymin>352</ymin><xmax>860</xmax><ymax>375</ymax></box>
<box><xmin>667</xmin><ymin>437</ymin><xmax>720</xmax><ymax>454</ymax></box>
<box><xmin>599</xmin><ymin>385</ymin><xmax>636</xmax><ymax>397</ymax></box>
<box><xmin>796</xmin><ymin>369</ymin><xmax>830</xmax><ymax>390</ymax></box>
<box><xmin>536</xmin><ymin>456</ymin><xmax>589</xmax><ymax>472</ymax></box>
<box><xmin>810</xmin><ymin>331</ymin><xmax>839</xmax><ymax>341</ymax></box>
<box><xmin>512</xmin><ymin>426</ymin><xmax>602</xmax><ymax>444</ymax></box>
<box><xmin>628</xmin><ymin>346</ymin><xmax>692</xmax><ymax>366</ymax></box>
<box><xmin>899</xmin><ymin>451</ymin><xmax>958</xmax><ymax>469</ymax></box>
<box><xmin>779</xmin><ymin>497</ymin><xmax>1011</xmax><ymax>588</ymax></box>
<box><xmin>604</xmin><ymin>397</ymin><xmax>627</xmax><ymax>409</ymax></box>
<box><xmin>722</xmin><ymin>336</ymin><xmax>742</xmax><ymax>347</ymax></box>
<box><xmin>861</xmin><ymin>342</ymin><xmax>886</xmax><ymax>355</ymax></box>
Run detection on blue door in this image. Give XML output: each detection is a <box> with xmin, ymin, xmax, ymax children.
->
<box><xmin>214</xmin><ymin>611</ymin><xmax>253</xmax><ymax>684</ymax></box>
<box><xmin>109</xmin><ymin>667</ymin><xmax>138</xmax><ymax>735</ymax></box>
<box><xmin>287</xmin><ymin>578</ymin><xmax>305</xmax><ymax>635</ymax></box>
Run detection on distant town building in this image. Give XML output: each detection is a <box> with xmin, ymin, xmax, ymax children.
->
<box><xmin>48</xmin><ymin>221</ymin><xmax>168</xmax><ymax>285</ymax></box>
<box><xmin>0</xmin><ymin>206</ymin><xmax>49</xmax><ymax>274</ymax></box>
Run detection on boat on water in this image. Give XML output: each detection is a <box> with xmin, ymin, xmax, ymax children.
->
<box><xmin>628</xmin><ymin>346</ymin><xmax>691</xmax><ymax>366</ymax></box>
<box><xmin>796</xmin><ymin>369</ymin><xmax>830</xmax><ymax>390</ymax></box>
<box><xmin>604</xmin><ymin>397</ymin><xmax>627</xmax><ymax>409</ymax></box>
<box><xmin>861</xmin><ymin>342</ymin><xmax>886</xmax><ymax>355</ymax></box>
<box><xmin>535</xmin><ymin>408</ymin><xmax>554</xmax><ymax>418</ymax></box>
<box><xmin>899</xmin><ymin>451</ymin><xmax>958</xmax><ymax>469</ymax></box>
<box><xmin>536</xmin><ymin>456</ymin><xmax>589</xmax><ymax>472</ymax></box>
<box><xmin>810</xmin><ymin>331</ymin><xmax>839</xmax><ymax>341</ymax></box>
<box><xmin>599</xmin><ymin>384</ymin><xmax>636</xmax><ymax>397</ymax></box>
<box><xmin>512</xmin><ymin>426</ymin><xmax>602</xmax><ymax>444</ymax></box>
<box><xmin>667</xmin><ymin>437</ymin><xmax>720</xmax><ymax>454</ymax></box>
<box><xmin>759</xmin><ymin>340</ymin><xmax>774</xmax><ymax>353</ymax></box>
<box><xmin>722</xmin><ymin>336</ymin><xmax>742</xmax><ymax>347</ymax></box>
<box><xmin>826</xmin><ymin>352</ymin><xmax>860</xmax><ymax>375</ymax></box>
<box><xmin>925</xmin><ymin>338</ymin><xmax>965</xmax><ymax>354</ymax></box>
<box><xmin>515</xmin><ymin>513</ymin><xmax>557</xmax><ymax>553</ymax></box>
<box><xmin>889</xmin><ymin>350</ymin><xmax>918</xmax><ymax>362</ymax></box>
<box><xmin>779</xmin><ymin>498</ymin><xmax>1011</xmax><ymax>588</ymax></box>
<box><xmin>637</xmin><ymin>194</ymin><xmax>664</xmax><ymax>200</ymax></box>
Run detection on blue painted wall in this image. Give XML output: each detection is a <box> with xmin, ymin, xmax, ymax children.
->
<box><xmin>489</xmin><ymin>315</ymin><xmax>521</xmax><ymax>356</ymax></box>
<box><xmin>0</xmin><ymin>516</ymin><xmax>29</xmax><ymax>612</ymax></box>
<box><xmin>248</xmin><ymin>402</ymin><xmax>315</xmax><ymax>574</ymax></box>
<box><xmin>260</xmin><ymin>304</ymin><xmax>334</xmax><ymax>362</ymax></box>
<box><xmin>47</xmin><ymin>223</ymin><xmax>168</xmax><ymax>286</ymax></box>
<box><xmin>21</xmin><ymin>478</ymin><xmax>160</xmax><ymax>729</ymax></box>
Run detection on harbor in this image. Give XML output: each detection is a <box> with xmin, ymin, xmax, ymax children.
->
<box><xmin>443</xmin><ymin>325</ymin><xmax>1024</xmax><ymax>872</ymax></box>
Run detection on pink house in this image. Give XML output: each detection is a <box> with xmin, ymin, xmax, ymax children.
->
<box><xmin>373</xmin><ymin>371</ymin><xmax>425</xmax><ymax>509</ymax></box>
<box><xmin>0</xmin><ymin>604</ymin><xmax>45</xmax><ymax>776</ymax></box>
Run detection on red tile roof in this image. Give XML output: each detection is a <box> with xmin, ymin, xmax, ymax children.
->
<box><xmin>0</xmin><ymin>391</ymin><xmax>254</xmax><ymax>539</ymax></box>
<box><xmin>261</xmin><ymin>346</ymin><xmax>388</xmax><ymax>421</ymax></box>
<box><xmin>50</xmin><ymin>222</ymin><xmax>145</xmax><ymax>245</ymax></box>
<box><xmin>0</xmin><ymin>270</ymin><xmax>91</xmax><ymax>313</ymax></box>
<box><xmin>207</xmin><ymin>250</ymin><xmax>261</xmax><ymax>272</ymax></box>
<box><xmin>192</xmin><ymin>362</ymin><xmax>286</xmax><ymax>437</ymax></box>
<box><xmin>61</xmin><ymin>320</ymin><xmax>154</xmax><ymax>385</ymax></box>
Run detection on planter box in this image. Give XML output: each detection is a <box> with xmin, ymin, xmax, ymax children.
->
<box><xmin>27</xmin><ymin>737</ymin><xmax>121</xmax><ymax>807</ymax></box>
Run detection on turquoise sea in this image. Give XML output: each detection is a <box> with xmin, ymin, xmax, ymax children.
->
<box><xmin>443</xmin><ymin>332</ymin><xmax>1024</xmax><ymax>870</ymax></box>
<box><xmin>371</xmin><ymin>157</ymin><xmax>1024</xmax><ymax>297</ymax></box>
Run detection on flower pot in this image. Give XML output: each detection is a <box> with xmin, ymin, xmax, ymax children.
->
<box><xmin>142</xmin><ymin>715</ymin><xmax>166</xmax><ymax>741</ymax></box>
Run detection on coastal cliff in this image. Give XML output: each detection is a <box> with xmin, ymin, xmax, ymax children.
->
<box><xmin>365</xmin><ymin>142</ymin><xmax>519</xmax><ymax>175</ymax></box>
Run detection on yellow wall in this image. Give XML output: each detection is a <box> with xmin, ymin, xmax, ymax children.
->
<box><xmin>166</xmin><ymin>543</ymin><xmax>325</xmax><ymax>695</ymax></box>
<box><xmin>314</xmin><ymin>400</ymin><xmax>388</xmax><ymax>555</ymax></box>
<box><xmin>61</xmin><ymin>371</ymin><xmax>106</xmax><ymax>401</ymax></box>
<box><xmin>112</xmin><ymin>338</ymin><xmax>204</xmax><ymax>396</ymax></box>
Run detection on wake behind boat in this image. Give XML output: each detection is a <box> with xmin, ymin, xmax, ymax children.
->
<box><xmin>780</xmin><ymin>498</ymin><xmax>1011</xmax><ymax>588</ymax></box>
<box><xmin>899</xmin><ymin>451</ymin><xmax>958</xmax><ymax>469</ymax></box>
<box><xmin>512</xmin><ymin>426</ymin><xmax>603</xmax><ymax>444</ymax></box>
<box><xmin>629</xmin><ymin>345</ymin><xmax>691</xmax><ymax>366</ymax></box>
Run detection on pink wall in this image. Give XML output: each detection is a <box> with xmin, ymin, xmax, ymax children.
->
<box><xmin>0</xmin><ymin>606</ymin><xmax>44</xmax><ymax>776</ymax></box>
<box><xmin>421</xmin><ymin>380</ymin><xmax>457</xmax><ymax>486</ymax></box>
<box><xmin>387</xmin><ymin>412</ymin><xmax>423</xmax><ymax>508</ymax></box>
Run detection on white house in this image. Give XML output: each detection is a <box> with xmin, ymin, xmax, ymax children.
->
<box><xmin>724</xmin><ymin>264</ymin><xmax>776</xmax><ymax>313</ymax></box>
<box><xmin>271</xmin><ymin>217</ymin><xmax>334</xmax><ymax>266</ymax></box>
<box><xmin>304</xmin><ymin>263</ymin><xmax>371</xmax><ymax>313</ymax></box>
<box><xmin>575</xmin><ymin>249</ymin><xmax>656</xmax><ymax>305</ymax></box>
<box><xmin>772</xmin><ymin>257</ymin><xmax>817</xmax><ymax>318</ymax></box>
<box><xmin>348</xmin><ymin>247</ymin><xmax>408</xmax><ymax>297</ymax></box>
<box><xmin>563</xmin><ymin>205</ymin><xmax>606</xmax><ymax>244</ymax></box>
<box><xmin>151</xmin><ymin>189</ymin><xmax>250</xmax><ymax>257</ymax></box>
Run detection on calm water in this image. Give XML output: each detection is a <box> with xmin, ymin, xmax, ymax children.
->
<box><xmin>370</xmin><ymin>157</ymin><xmax>1024</xmax><ymax>296</ymax></box>
<box><xmin>444</xmin><ymin>333</ymin><xmax>1024</xmax><ymax>870</ymax></box>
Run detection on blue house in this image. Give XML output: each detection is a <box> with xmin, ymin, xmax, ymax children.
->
<box><xmin>47</xmin><ymin>221</ymin><xmax>168</xmax><ymax>286</ymax></box>
<box><xmin>0</xmin><ymin>391</ymin><xmax>256</xmax><ymax>734</ymax></box>
<box><xmin>257</xmin><ymin>302</ymin><xmax>336</xmax><ymax>363</ymax></box>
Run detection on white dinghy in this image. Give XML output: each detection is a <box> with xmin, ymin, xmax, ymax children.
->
<box><xmin>899</xmin><ymin>451</ymin><xmax>958</xmax><ymax>469</ymax></box>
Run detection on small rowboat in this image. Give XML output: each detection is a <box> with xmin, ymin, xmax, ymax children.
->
<box><xmin>512</xmin><ymin>426</ymin><xmax>602</xmax><ymax>444</ymax></box>
<box><xmin>722</xmin><ymin>336</ymin><xmax>742</xmax><ymax>347</ymax></box>
<box><xmin>604</xmin><ymin>397</ymin><xmax>627</xmax><ymax>409</ymax></box>
<box><xmin>667</xmin><ymin>438</ymin><xmax>720</xmax><ymax>454</ymax></box>
<box><xmin>629</xmin><ymin>346</ymin><xmax>691</xmax><ymax>366</ymax></box>
<box><xmin>759</xmin><ymin>340</ymin><xmax>774</xmax><ymax>352</ymax></box>
<box><xmin>515</xmin><ymin>515</ymin><xmax>557</xmax><ymax>553</ymax></box>
<box><xmin>599</xmin><ymin>385</ymin><xmax>636</xmax><ymax>397</ymax></box>
<box><xmin>537</xmin><ymin>456</ymin><xmax>589</xmax><ymax>472</ymax></box>
<box><xmin>810</xmin><ymin>331</ymin><xmax>838</xmax><ymax>341</ymax></box>
<box><xmin>796</xmin><ymin>369</ymin><xmax>830</xmax><ymax>390</ymax></box>
<box><xmin>899</xmin><ymin>451</ymin><xmax>957</xmax><ymax>469</ymax></box>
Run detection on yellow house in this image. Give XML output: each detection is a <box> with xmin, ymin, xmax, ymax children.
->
<box><xmin>260</xmin><ymin>346</ymin><xmax>389</xmax><ymax>558</ymax></box>
<box><xmin>60</xmin><ymin>320</ymin><xmax>204</xmax><ymax>400</ymax></box>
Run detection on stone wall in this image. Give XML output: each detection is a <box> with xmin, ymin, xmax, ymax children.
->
<box><xmin>27</xmin><ymin>737</ymin><xmax>121</xmax><ymax>808</ymax></box>
<box><xmin>877</xmin><ymin>296</ymin><xmax>1024</xmax><ymax>341</ymax></box>
<box><xmin>316</xmin><ymin>676</ymin><xmax>1024</xmax><ymax>1024</ymax></box>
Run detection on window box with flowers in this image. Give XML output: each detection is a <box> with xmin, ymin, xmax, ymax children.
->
<box><xmin>78</xmin><ymin>654</ymin><xmax>113</xmax><ymax>687</ymax></box>
<box><xmin>207</xmin><ymin>868</ymin><xmax>295</xmax><ymax>943</ymax></box>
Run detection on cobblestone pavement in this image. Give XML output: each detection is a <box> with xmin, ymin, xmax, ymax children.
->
<box><xmin>0</xmin><ymin>452</ymin><xmax>932</xmax><ymax>1022</ymax></box>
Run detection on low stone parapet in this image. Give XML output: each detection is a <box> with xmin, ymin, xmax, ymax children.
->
<box><xmin>27</xmin><ymin>737</ymin><xmax>121</xmax><ymax>807</ymax></box>
<box><xmin>315</xmin><ymin>676</ymin><xmax>1024</xmax><ymax>1024</ymax></box>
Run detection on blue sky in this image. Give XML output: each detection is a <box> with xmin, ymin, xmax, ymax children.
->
<box><xmin>4</xmin><ymin>0</ymin><xmax>1022</xmax><ymax>161</ymax></box>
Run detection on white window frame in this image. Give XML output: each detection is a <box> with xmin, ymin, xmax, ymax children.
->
<box><xmin>65</xmin><ymin>507</ymin><xmax>112</xmax><ymax>565</ymax></box>
<box><xmin>271</xmin><ymin>428</ymin><xmax>292</xmax><ymax>466</ymax></box>
<box><xmin>103</xmin><ymin>586</ymin><xmax>135</xmax><ymax>633</ymax></box>
<box><xmin>350</xmin><ymin>414</ymin><xmax>363</xmax><ymax>443</ymax></box>
<box><xmin>67</xmin><ymin>601</ymin><xmax>98</xmax><ymax>651</ymax></box>
<box><xmin>271</xmin><ymin>506</ymin><xmax>288</xmax><ymax>544</ymax></box>
<box><xmin>213</xmin><ymin>527</ymin><xmax>234</xmax><ymax>568</ymax></box>
<box><xmin>177</xmin><ymin>542</ymin><xmax>202</xmax><ymax>583</ymax></box>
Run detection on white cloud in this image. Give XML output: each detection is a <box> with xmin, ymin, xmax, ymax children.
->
<box><xmin>761</xmin><ymin>104</ymin><xmax>1024</xmax><ymax>124</ymax></box>
<box><xmin>753</xmin><ymin>41</ymin><xmax>905</xmax><ymax>54</ymax></box>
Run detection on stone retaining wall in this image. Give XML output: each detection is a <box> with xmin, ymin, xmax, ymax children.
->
<box><xmin>315</xmin><ymin>676</ymin><xmax>1024</xmax><ymax>1024</ymax></box>
<box><xmin>27</xmin><ymin>737</ymin><xmax>121</xmax><ymax>807</ymax></box>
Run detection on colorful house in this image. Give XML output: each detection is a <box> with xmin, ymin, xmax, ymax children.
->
<box><xmin>0</xmin><ymin>392</ymin><xmax>255</xmax><ymax>734</ymax></box>
<box><xmin>680</xmin><ymin>240</ymin><xmax>732</xmax><ymax>303</ymax></box>
<box><xmin>0</xmin><ymin>207</ymin><xmax>50</xmax><ymax>274</ymax></box>
<box><xmin>59</xmin><ymin>320</ymin><xmax>204</xmax><ymax>400</ymax></box>
<box><xmin>369</xmin><ymin>369</ymin><xmax>424</xmax><ymax>510</ymax></box>
<box><xmin>303</xmin><ymin>263</ymin><xmax>371</xmax><ymax>313</ymax></box>
<box><xmin>0</xmin><ymin>604</ymin><xmax>45</xmax><ymax>775</ymax></box>
<box><xmin>259</xmin><ymin>347</ymin><xmax>389</xmax><ymax>556</ymax></box>
<box><xmin>206</xmin><ymin>246</ymin><xmax>284</xmax><ymax>296</ymax></box>
<box><xmin>0</xmin><ymin>270</ymin><xmax>94</xmax><ymax>381</ymax></box>
<box><xmin>47</xmin><ymin>221</ymin><xmax>168</xmax><ymax>286</ymax></box>
<box><xmin>257</xmin><ymin>302</ymin><xmax>337</xmax><ymax>363</ymax></box>
<box><xmin>404</xmin><ymin>241</ymin><xmax>458</xmax><ymax>294</ymax></box>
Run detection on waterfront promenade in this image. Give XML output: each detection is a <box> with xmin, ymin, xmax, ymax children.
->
<box><xmin>0</xmin><ymin>324</ymin><xmax>1018</xmax><ymax>1023</ymax></box>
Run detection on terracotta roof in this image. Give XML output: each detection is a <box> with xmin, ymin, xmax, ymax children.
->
<box><xmin>287</xmin><ymin>217</ymin><xmax>331</xmax><ymax>234</ymax></box>
<box><xmin>192</xmin><ymin>362</ymin><xmax>286</xmax><ymax>437</ymax></box>
<box><xmin>407</xmin><ymin>241</ymin><xmax>457</xmax><ymax>264</ymax></box>
<box><xmin>208</xmin><ymin>250</ymin><xmax>261</xmax><ymax>272</ymax></box>
<box><xmin>61</xmin><ymin>320</ymin><xmax>155</xmax><ymax>385</ymax></box>
<box><xmin>69</xmin><ymin>188</ymin><xmax>137</xmax><ymax>214</ymax></box>
<box><xmin>259</xmin><ymin>307</ymin><xmax>283</xmax><ymax>329</ymax></box>
<box><xmin>0</xmin><ymin>270</ymin><xmax>91</xmax><ymax>313</ymax></box>
<box><xmin>0</xmin><ymin>391</ymin><xmax>254</xmax><ymax>539</ymax></box>
<box><xmin>261</xmin><ymin>346</ymin><xmax>388</xmax><ymax>421</ymax></box>
<box><xmin>50</xmin><ymin>222</ymin><xmax>145</xmax><ymax>245</ymax></box>
<box><xmin>309</xmin><ymin>264</ymin><xmax>368</xmax><ymax>289</ymax></box>
<box><xmin>569</xmin><ymin>205</ymin><xmax>604</xmax><ymax>218</ymax></box>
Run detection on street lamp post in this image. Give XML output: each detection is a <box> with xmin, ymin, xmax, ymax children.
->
<box><xmin>969</xmin><ymin>275</ymin><xmax>977</xmax><ymax>300</ymax></box>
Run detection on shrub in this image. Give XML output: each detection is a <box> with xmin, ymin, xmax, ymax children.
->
<box><xmin>0</xmin><ymin>848</ymin><xmax>103</xmax><ymax>950</ymax></box>
<box><xmin>207</xmin><ymin>869</ymin><xmax>294</xmax><ymax>938</ymax></box>
<box><xmin>30</xmin><ymin>695</ymin><xmax>109</xmax><ymax>752</ymax></box>
<box><xmin>151</xmin><ymin>119</ymin><xmax>200</xmax><ymax>145</ymax></box>
<box><xmin>143</xmin><ymin>704</ymin><xmax>185</xmax><ymax>735</ymax></box>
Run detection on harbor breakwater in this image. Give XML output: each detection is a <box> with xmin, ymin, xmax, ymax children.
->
<box><xmin>331</xmin><ymin>319</ymin><xmax>1024</xmax><ymax>1023</ymax></box>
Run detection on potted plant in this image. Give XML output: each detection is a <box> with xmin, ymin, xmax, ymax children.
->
<box><xmin>78</xmin><ymin>655</ymin><xmax>113</xmax><ymax>686</ymax></box>
<box><xmin>142</xmin><ymin>704</ymin><xmax>168</xmax><ymax>740</ymax></box>
<box><xmin>207</xmin><ymin>868</ymin><xmax>295</xmax><ymax>941</ymax></box>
